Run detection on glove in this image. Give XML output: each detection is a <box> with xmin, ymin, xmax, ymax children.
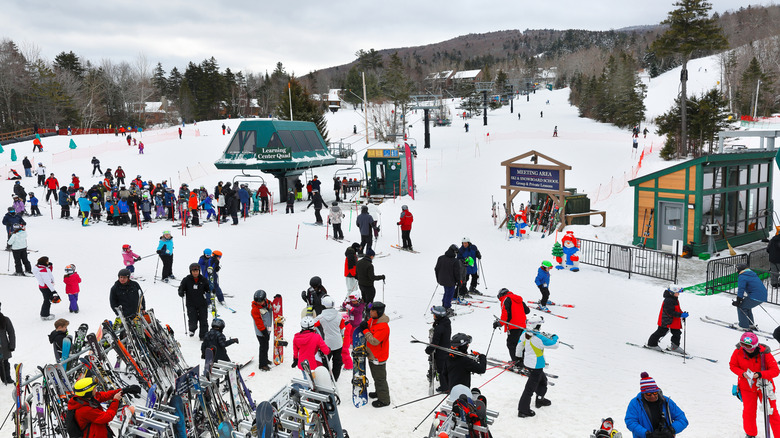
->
<box><xmin>291</xmin><ymin>358</ymin><xmax>298</xmax><ymax>368</ymax></box>
<box><xmin>358</xmin><ymin>321</ymin><xmax>369</xmax><ymax>332</ymax></box>
<box><xmin>134</xmin><ymin>257</ymin><xmax>141</xmax><ymax>261</ymax></box>
<box><xmin>207</xmin><ymin>267</ymin><xmax>213</xmax><ymax>274</ymax></box>
<box><xmin>178</xmin><ymin>292</ymin><xmax>184</xmax><ymax>298</ymax></box>
<box><xmin>680</xmin><ymin>312</ymin><xmax>689</xmax><ymax>318</ymax></box>
<box><xmin>232</xmin><ymin>338</ymin><xmax>239</xmax><ymax>344</ymax></box>
<box><xmin>755</xmin><ymin>371</ymin><xmax>762</xmax><ymax>379</ymax></box>
<box><xmin>476</xmin><ymin>251</ymin><xmax>482</xmax><ymax>260</ymax></box>
<box><xmin>492</xmin><ymin>321</ymin><xmax>502</xmax><ymax>329</ymax></box>
<box><xmin>379</xmin><ymin>275</ymin><xmax>386</xmax><ymax>281</ymax></box>
<box><xmin>123</xmin><ymin>385</ymin><xmax>142</xmax><ymax>397</ymax></box>
<box><xmin>733</xmin><ymin>297</ymin><xmax>744</xmax><ymax>307</ymax></box>
<box><xmin>551</xmin><ymin>335</ymin><xmax>559</xmax><ymax>342</ymax></box>
<box><xmin>156</xmin><ymin>249</ymin><xmax>162</xmax><ymax>255</ymax></box>
<box><xmin>397</xmin><ymin>222</ymin><xmax>400</xmax><ymax>225</ymax></box>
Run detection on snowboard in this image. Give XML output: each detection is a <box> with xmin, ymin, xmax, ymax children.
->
<box><xmin>170</xmin><ymin>394</ymin><xmax>187</xmax><ymax>438</ymax></box>
<box><xmin>256</xmin><ymin>401</ymin><xmax>275</xmax><ymax>438</ymax></box>
<box><xmin>351</xmin><ymin>328</ymin><xmax>368</xmax><ymax>407</ymax></box>
<box><xmin>72</xmin><ymin>323</ymin><xmax>89</xmax><ymax>353</ymax></box>
<box><xmin>272</xmin><ymin>294</ymin><xmax>285</xmax><ymax>365</ymax></box>
<box><xmin>61</xmin><ymin>336</ymin><xmax>72</xmax><ymax>369</ymax></box>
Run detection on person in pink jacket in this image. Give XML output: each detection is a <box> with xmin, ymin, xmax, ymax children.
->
<box><xmin>121</xmin><ymin>244</ymin><xmax>141</xmax><ymax>277</ymax></box>
<box><xmin>63</xmin><ymin>264</ymin><xmax>82</xmax><ymax>313</ymax></box>
<box><xmin>292</xmin><ymin>316</ymin><xmax>330</xmax><ymax>374</ymax></box>
<box><xmin>341</xmin><ymin>292</ymin><xmax>365</xmax><ymax>370</ymax></box>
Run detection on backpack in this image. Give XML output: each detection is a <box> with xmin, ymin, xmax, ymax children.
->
<box><xmin>65</xmin><ymin>398</ymin><xmax>89</xmax><ymax>438</ymax></box>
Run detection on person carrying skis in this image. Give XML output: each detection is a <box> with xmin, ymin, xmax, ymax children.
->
<box><xmin>109</xmin><ymin>269</ymin><xmax>145</xmax><ymax>318</ymax></box>
<box><xmin>302</xmin><ymin>276</ymin><xmax>328</xmax><ymax>316</ymax></box>
<box><xmin>201</xmin><ymin>318</ymin><xmax>238</xmax><ymax>362</ymax></box>
<box><xmin>457</xmin><ymin>238</ymin><xmax>482</xmax><ymax>296</ymax></box>
<box><xmin>356</xmin><ymin>248</ymin><xmax>385</xmax><ymax>308</ymax></box>
<box><xmin>445</xmin><ymin>332</ymin><xmax>487</xmax><ymax>392</ymax></box>
<box><xmin>646</xmin><ymin>284</ymin><xmax>689</xmax><ymax>353</ymax></box>
<box><xmin>329</xmin><ymin>201</ymin><xmax>345</xmax><ymax>240</ymax></box>
<box><xmin>179</xmin><ymin>263</ymin><xmax>211</xmax><ymax>340</ymax></box>
<box><xmin>426</xmin><ymin>306</ymin><xmax>452</xmax><ymax>392</ymax></box>
<box><xmin>63</xmin><ymin>264</ymin><xmax>81</xmax><ymax>313</ymax></box>
<box><xmin>356</xmin><ymin>301</ymin><xmax>391</xmax><ymax>408</ymax></box>
<box><xmin>734</xmin><ymin>263</ymin><xmax>767</xmax><ymax>330</ymax></box>
<box><xmin>292</xmin><ymin>315</ymin><xmax>330</xmax><ymax>373</ymax></box>
<box><xmin>315</xmin><ymin>296</ymin><xmax>345</xmax><ymax>381</ymax></box>
<box><xmin>48</xmin><ymin>318</ymin><xmax>70</xmax><ymax>361</ymax></box>
<box><xmin>516</xmin><ymin>316</ymin><xmax>557</xmax><ymax>418</ymax></box>
<box><xmin>730</xmin><ymin>331</ymin><xmax>780</xmax><ymax>437</ymax></box>
<box><xmin>69</xmin><ymin>378</ymin><xmax>133</xmax><ymax>437</ymax></box>
<box><xmin>534</xmin><ymin>261</ymin><xmax>554</xmax><ymax>311</ymax></box>
<box><xmin>156</xmin><ymin>230</ymin><xmax>175</xmax><ymax>282</ymax></box>
<box><xmin>494</xmin><ymin>287</ymin><xmax>530</xmax><ymax>367</ymax></box>
<box><xmin>624</xmin><ymin>372</ymin><xmax>688</xmax><ymax>438</ymax></box>
<box><xmin>251</xmin><ymin>290</ymin><xmax>273</xmax><ymax>371</ymax></box>
<box><xmin>435</xmin><ymin>244</ymin><xmax>461</xmax><ymax>315</ymax></box>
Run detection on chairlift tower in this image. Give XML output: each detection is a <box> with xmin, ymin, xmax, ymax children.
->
<box><xmin>410</xmin><ymin>94</ymin><xmax>442</xmax><ymax>149</ymax></box>
<box><xmin>475</xmin><ymin>82</ymin><xmax>494</xmax><ymax>126</ymax></box>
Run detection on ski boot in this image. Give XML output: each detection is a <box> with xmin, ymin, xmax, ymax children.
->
<box><xmin>666</xmin><ymin>344</ymin><xmax>686</xmax><ymax>354</ymax></box>
<box><xmin>644</xmin><ymin>344</ymin><xmax>663</xmax><ymax>352</ymax></box>
<box><xmin>535</xmin><ymin>396</ymin><xmax>552</xmax><ymax>408</ymax></box>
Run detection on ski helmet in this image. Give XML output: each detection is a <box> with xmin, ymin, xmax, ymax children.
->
<box><xmin>541</xmin><ymin>260</ymin><xmax>553</xmax><ymax>268</ymax></box>
<box><xmin>122</xmin><ymin>244</ymin><xmax>131</xmax><ymax>251</ymax></box>
<box><xmin>462</xmin><ymin>237</ymin><xmax>471</xmax><ymax>244</ymax></box>
<box><xmin>211</xmin><ymin>318</ymin><xmax>225</xmax><ymax>330</ymax></box>
<box><xmin>735</xmin><ymin>263</ymin><xmax>749</xmax><ymax>273</ymax></box>
<box><xmin>65</xmin><ymin>264</ymin><xmax>76</xmax><ymax>275</ymax></box>
<box><xmin>526</xmin><ymin>315</ymin><xmax>544</xmax><ymax>330</ymax></box>
<box><xmin>118</xmin><ymin>268</ymin><xmax>131</xmax><ymax>278</ymax></box>
<box><xmin>321</xmin><ymin>296</ymin><xmax>335</xmax><ymax>309</ymax></box>
<box><xmin>212</xmin><ymin>250</ymin><xmax>222</xmax><ymax>257</ymax></box>
<box><xmin>401</xmin><ymin>205</ymin><xmax>408</xmax><ymax>211</ymax></box>
<box><xmin>667</xmin><ymin>284</ymin><xmax>684</xmax><ymax>294</ymax></box>
<box><xmin>497</xmin><ymin>288</ymin><xmax>510</xmax><ymax>299</ymax></box>
<box><xmin>189</xmin><ymin>263</ymin><xmax>200</xmax><ymax>272</ymax></box>
<box><xmin>50</xmin><ymin>293</ymin><xmax>61</xmax><ymax>304</ymax></box>
<box><xmin>431</xmin><ymin>306</ymin><xmax>447</xmax><ymax>317</ymax></box>
<box><xmin>450</xmin><ymin>333</ymin><xmax>472</xmax><ymax>348</ymax></box>
<box><xmin>448</xmin><ymin>244</ymin><xmax>458</xmax><ymax>253</ymax></box>
<box><xmin>348</xmin><ymin>292</ymin><xmax>360</xmax><ymax>301</ymax></box>
<box><xmin>74</xmin><ymin>377</ymin><xmax>98</xmax><ymax>396</ymax></box>
<box><xmin>740</xmin><ymin>332</ymin><xmax>759</xmax><ymax>350</ymax></box>
<box><xmin>309</xmin><ymin>276</ymin><xmax>322</xmax><ymax>288</ymax></box>
<box><xmin>300</xmin><ymin>316</ymin><xmax>316</xmax><ymax>329</ymax></box>
<box><xmin>369</xmin><ymin>301</ymin><xmax>386</xmax><ymax>317</ymax></box>
<box><xmin>332</xmin><ymin>201</ymin><xmax>338</xmax><ymax>206</ymax></box>
<box><xmin>254</xmin><ymin>290</ymin><xmax>267</xmax><ymax>302</ymax></box>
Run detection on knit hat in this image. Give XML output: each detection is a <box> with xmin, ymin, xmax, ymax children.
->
<box><xmin>366</xmin><ymin>248</ymin><xmax>376</xmax><ymax>257</ymax></box>
<box><xmin>639</xmin><ymin>372</ymin><xmax>660</xmax><ymax>393</ymax></box>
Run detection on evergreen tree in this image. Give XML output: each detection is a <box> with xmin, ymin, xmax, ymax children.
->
<box><xmin>151</xmin><ymin>62</ymin><xmax>167</xmax><ymax>99</ymax></box>
<box><xmin>380</xmin><ymin>52</ymin><xmax>414</xmax><ymax>137</ymax></box>
<box><xmin>656</xmin><ymin>87</ymin><xmax>729</xmax><ymax>159</ymax></box>
<box><xmin>53</xmin><ymin>51</ymin><xmax>85</xmax><ymax>79</ymax></box>
<box><xmin>651</xmin><ymin>0</ymin><xmax>728</xmax><ymax>157</ymax></box>
<box><xmin>276</xmin><ymin>77</ymin><xmax>329</xmax><ymax>143</ymax></box>
<box><xmin>737</xmin><ymin>57</ymin><xmax>774</xmax><ymax>117</ymax></box>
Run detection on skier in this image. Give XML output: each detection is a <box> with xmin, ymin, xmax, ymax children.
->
<box><xmin>201</xmin><ymin>318</ymin><xmax>238</xmax><ymax>362</ymax></box>
<box><xmin>178</xmin><ymin>263</ymin><xmax>211</xmax><ymax>340</ymax></box>
<box><xmin>35</xmin><ymin>163</ymin><xmax>46</xmax><ymax>187</ymax></box>
<box><xmin>457</xmin><ymin>238</ymin><xmax>482</xmax><ymax>297</ymax></box>
<box><xmin>534</xmin><ymin>261</ymin><xmax>554</xmax><ymax>311</ymax></box>
<box><xmin>7</xmin><ymin>224</ymin><xmax>32</xmax><ymax>276</ymax></box>
<box><xmin>445</xmin><ymin>333</ymin><xmax>487</xmax><ymax>392</ymax></box>
<box><xmin>200</xmin><ymin>194</ymin><xmax>216</xmax><ymax>221</ymax></box>
<box><xmin>156</xmin><ymin>230</ymin><xmax>175</xmax><ymax>282</ymax></box>
<box><xmin>434</xmin><ymin>244</ymin><xmax>461</xmax><ymax>315</ymax></box>
<box><xmin>730</xmin><ymin>331</ymin><xmax>780</xmax><ymax>437</ymax></box>
<box><xmin>69</xmin><ymin>378</ymin><xmax>141</xmax><ymax>436</ymax></box>
<box><xmin>121</xmin><ymin>244</ymin><xmax>142</xmax><ymax>277</ymax></box>
<box><xmin>645</xmin><ymin>285</ymin><xmax>689</xmax><ymax>353</ymax></box>
<box><xmin>189</xmin><ymin>191</ymin><xmax>200</xmax><ymax>226</ymax></box>
<box><xmin>426</xmin><ymin>306</ymin><xmax>451</xmax><ymax>392</ymax></box>
<box><xmin>624</xmin><ymin>372</ymin><xmax>688</xmax><ymax>437</ymax></box>
<box><xmin>302</xmin><ymin>276</ymin><xmax>328</xmax><ymax>316</ymax></box>
<box><xmin>22</xmin><ymin>156</ymin><xmax>32</xmax><ymax>177</ymax></box>
<box><xmin>58</xmin><ymin>187</ymin><xmax>70</xmax><ymax>218</ymax></box>
<box><xmin>285</xmin><ymin>190</ymin><xmax>295</xmax><ymax>213</ymax></box>
<box><xmin>356</xmin><ymin>301</ymin><xmax>391</xmax><ymax>407</ymax></box>
<box><xmin>553</xmin><ymin>126</ymin><xmax>558</xmax><ymax>137</ymax></box>
<box><xmin>307</xmin><ymin>190</ymin><xmax>325</xmax><ymax>224</ymax></box>
<box><xmin>0</xmin><ymin>304</ymin><xmax>16</xmax><ymax>384</ymax></box>
<box><xmin>109</xmin><ymin>268</ymin><xmax>145</xmax><ymax>318</ymax></box>
<box><xmin>63</xmin><ymin>264</ymin><xmax>81</xmax><ymax>313</ymax></box>
<box><xmin>48</xmin><ymin>318</ymin><xmax>70</xmax><ymax>361</ymax></box>
<box><xmin>397</xmin><ymin>205</ymin><xmax>413</xmax><ymax>250</ymax></box>
<box><xmin>329</xmin><ymin>201</ymin><xmax>344</xmax><ymax>240</ymax></box>
<box><xmin>734</xmin><ymin>263</ymin><xmax>767</xmax><ymax>330</ymax></box>
<box><xmin>251</xmin><ymin>290</ymin><xmax>273</xmax><ymax>371</ymax></box>
<box><xmin>494</xmin><ymin>288</ymin><xmax>530</xmax><ymax>366</ymax></box>
<box><xmin>237</xmin><ymin>184</ymin><xmax>250</xmax><ymax>217</ymax></box>
<box><xmin>28</xmin><ymin>192</ymin><xmax>41</xmax><ymax>216</ymax></box>
<box><xmin>315</xmin><ymin>296</ymin><xmax>344</xmax><ymax>381</ymax></box>
<box><xmin>257</xmin><ymin>183</ymin><xmax>270</xmax><ymax>213</ymax></box>
<box><xmin>292</xmin><ymin>315</ymin><xmax>330</xmax><ymax>373</ymax></box>
<box><xmin>115</xmin><ymin>166</ymin><xmax>126</xmax><ymax>186</ymax></box>
<box><xmin>222</xmin><ymin>123</ymin><xmax>226</xmax><ymax>135</ymax></box>
<box><xmin>356</xmin><ymin>205</ymin><xmax>376</xmax><ymax>253</ymax></box>
<box><xmin>516</xmin><ymin>316</ymin><xmax>557</xmax><ymax>418</ymax></box>
<box><xmin>344</xmin><ymin>242</ymin><xmax>361</xmax><ymax>303</ymax></box>
<box><xmin>33</xmin><ymin>256</ymin><xmax>59</xmax><ymax>321</ymax></box>
<box><xmin>356</xmin><ymin>248</ymin><xmax>385</xmax><ymax>308</ymax></box>
<box><xmin>294</xmin><ymin>178</ymin><xmax>303</xmax><ymax>201</ymax></box>
<box><xmin>333</xmin><ymin>177</ymin><xmax>342</xmax><ymax>201</ymax></box>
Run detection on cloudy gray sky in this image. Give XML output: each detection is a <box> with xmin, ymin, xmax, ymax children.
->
<box><xmin>1</xmin><ymin>0</ymin><xmax>759</xmax><ymax>76</ymax></box>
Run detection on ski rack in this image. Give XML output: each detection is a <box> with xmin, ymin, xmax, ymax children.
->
<box><xmin>108</xmin><ymin>405</ymin><xmax>181</xmax><ymax>437</ymax></box>
<box><xmin>432</xmin><ymin>399</ymin><xmax>499</xmax><ymax>438</ymax></box>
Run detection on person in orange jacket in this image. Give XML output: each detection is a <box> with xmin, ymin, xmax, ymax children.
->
<box><xmin>357</xmin><ymin>301</ymin><xmax>390</xmax><ymax>407</ymax></box>
<box><xmin>730</xmin><ymin>331</ymin><xmax>780</xmax><ymax>438</ymax></box>
<box><xmin>44</xmin><ymin>173</ymin><xmax>59</xmax><ymax>202</ymax></box>
<box><xmin>494</xmin><ymin>288</ymin><xmax>530</xmax><ymax>367</ymax></box>
<box><xmin>188</xmin><ymin>192</ymin><xmax>200</xmax><ymax>226</ymax></box>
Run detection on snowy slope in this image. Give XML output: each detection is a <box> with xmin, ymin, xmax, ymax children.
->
<box><xmin>0</xmin><ymin>54</ymin><xmax>775</xmax><ymax>437</ymax></box>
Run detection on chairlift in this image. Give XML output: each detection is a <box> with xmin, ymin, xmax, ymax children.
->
<box><xmin>232</xmin><ymin>169</ymin><xmax>266</xmax><ymax>192</ymax></box>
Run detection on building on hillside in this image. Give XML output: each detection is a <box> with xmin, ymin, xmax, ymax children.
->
<box><xmin>424</xmin><ymin>70</ymin><xmax>455</xmax><ymax>90</ymax></box>
<box><xmin>451</xmin><ymin>69</ymin><xmax>483</xmax><ymax>84</ymax></box>
<box><xmin>628</xmin><ymin>149</ymin><xmax>775</xmax><ymax>255</ymax></box>
<box><xmin>325</xmin><ymin>89</ymin><xmax>342</xmax><ymax>113</ymax></box>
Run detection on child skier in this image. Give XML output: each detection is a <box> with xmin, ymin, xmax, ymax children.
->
<box><xmin>199</xmin><ymin>195</ymin><xmax>216</xmax><ymax>221</ymax></box>
<box><xmin>201</xmin><ymin>318</ymin><xmax>238</xmax><ymax>362</ymax></box>
<box><xmin>154</xmin><ymin>193</ymin><xmax>165</xmax><ymax>219</ymax></box>
<box><xmin>314</xmin><ymin>296</ymin><xmax>344</xmax><ymax>381</ymax></box>
<box><xmin>516</xmin><ymin>316</ymin><xmax>557</xmax><ymax>418</ymax></box>
<box><xmin>534</xmin><ymin>261</ymin><xmax>554</xmax><ymax>311</ymax></box>
<box><xmin>48</xmin><ymin>318</ymin><xmax>70</xmax><ymax>361</ymax></box>
<box><xmin>28</xmin><ymin>192</ymin><xmax>41</xmax><ymax>216</ymax></box>
<box><xmin>63</xmin><ymin>264</ymin><xmax>81</xmax><ymax>313</ymax></box>
<box><xmin>286</xmin><ymin>190</ymin><xmax>295</xmax><ymax>214</ymax></box>
<box><xmin>292</xmin><ymin>316</ymin><xmax>330</xmax><ymax>374</ymax></box>
<box><xmin>645</xmin><ymin>284</ymin><xmax>689</xmax><ymax>353</ymax></box>
<box><xmin>121</xmin><ymin>244</ymin><xmax>142</xmax><ymax>277</ymax></box>
<box><xmin>90</xmin><ymin>196</ymin><xmax>101</xmax><ymax>222</ymax></box>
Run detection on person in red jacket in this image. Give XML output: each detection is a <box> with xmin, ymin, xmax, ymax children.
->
<box><xmin>494</xmin><ymin>288</ymin><xmax>530</xmax><ymax>366</ymax></box>
<box><xmin>344</xmin><ymin>242</ymin><xmax>360</xmax><ymax>303</ymax></box>
<box><xmin>71</xmin><ymin>174</ymin><xmax>80</xmax><ymax>190</ymax></box>
<box><xmin>114</xmin><ymin>167</ymin><xmax>126</xmax><ymax>186</ymax></box>
<box><xmin>397</xmin><ymin>205</ymin><xmax>414</xmax><ymax>250</ymax></box>
<box><xmin>44</xmin><ymin>173</ymin><xmax>59</xmax><ymax>202</ymax></box>
<box><xmin>69</xmin><ymin>377</ymin><xmax>140</xmax><ymax>438</ymax></box>
<box><xmin>730</xmin><ymin>331</ymin><xmax>780</xmax><ymax>437</ymax></box>
<box><xmin>257</xmin><ymin>183</ymin><xmax>270</xmax><ymax>213</ymax></box>
<box><xmin>646</xmin><ymin>284</ymin><xmax>689</xmax><ymax>353</ymax></box>
<box><xmin>292</xmin><ymin>316</ymin><xmax>330</xmax><ymax>374</ymax></box>
<box><xmin>357</xmin><ymin>301</ymin><xmax>391</xmax><ymax>407</ymax></box>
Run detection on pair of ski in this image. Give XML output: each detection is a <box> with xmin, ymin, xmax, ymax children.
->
<box><xmin>625</xmin><ymin>342</ymin><xmax>718</xmax><ymax>363</ymax></box>
<box><xmin>390</xmin><ymin>244</ymin><xmax>420</xmax><ymax>254</ymax></box>
<box><xmin>700</xmin><ymin>315</ymin><xmax>775</xmax><ymax>339</ymax></box>
<box><xmin>533</xmin><ymin>306</ymin><xmax>569</xmax><ymax>319</ymax></box>
<box><xmin>527</xmin><ymin>300</ymin><xmax>575</xmax><ymax>308</ymax></box>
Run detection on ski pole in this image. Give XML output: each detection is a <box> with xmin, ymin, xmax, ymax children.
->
<box><xmin>397</xmin><ymin>224</ymin><xmax>400</xmax><ymax>246</ymax></box>
<box><xmin>154</xmin><ymin>255</ymin><xmax>160</xmax><ymax>284</ymax></box>
<box><xmin>485</xmin><ymin>326</ymin><xmax>497</xmax><ymax>357</ymax></box>
<box><xmin>0</xmin><ymin>403</ymin><xmax>13</xmax><ymax>430</ymax></box>
<box><xmin>479</xmin><ymin>259</ymin><xmax>487</xmax><ymax>289</ymax></box>
<box><xmin>393</xmin><ymin>392</ymin><xmax>444</xmax><ymax>409</ymax></box>
<box><xmin>424</xmin><ymin>284</ymin><xmax>439</xmax><ymax>316</ymax></box>
<box><xmin>758</xmin><ymin>304</ymin><xmax>780</xmax><ymax>325</ymax></box>
<box><xmin>382</xmin><ymin>279</ymin><xmax>386</xmax><ymax>302</ymax></box>
<box><xmin>181</xmin><ymin>296</ymin><xmax>187</xmax><ymax>334</ymax></box>
<box><xmin>6</xmin><ymin>250</ymin><xmax>10</xmax><ymax>273</ymax></box>
<box><xmin>682</xmin><ymin>318</ymin><xmax>687</xmax><ymax>365</ymax></box>
<box><xmin>139</xmin><ymin>253</ymin><xmax>157</xmax><ymax>260</ymax></box>
<box><xmin>493</xmin><ymin>316</ymin><xmax>575</xmax><ymax>349</ymax></box>
<box><xmin>412</xmin><ymin>394</ymin><xmax>447</xmax><ymax>432</ymax></box>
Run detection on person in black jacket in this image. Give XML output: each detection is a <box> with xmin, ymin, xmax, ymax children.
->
<box><xmin>446</xmin><ymin>333</ymin><xmax>486</xmax><ymax>392</ymax></box>
<box><xmin>0</xmin><ymin>303</ymin><xmax>16</xmax><ymax>384</ymax></box>
<box><xmin>222</xmin><ymin>182</ymin><xmax>239</xmax><ymax>225</ymax></box>
<box><xmin>434</xmin><ymin>244</ymin><xmax>461</xmax><ymax>315</ymax></box>
<box><xmin>91</xmin><ymin>156</ymin><xmax>102</xmax><ymax>176</ymax></box>
<box><xmin>109</xmin><ymin>269</ymin><xmax>145</xmax><ymax>318</ymax></box>
<box><xmin>302</xmin><ymin>276</ymin><xmax>328</xmax><ymax>316</ymax></box>
<box><xmin>179</xmin><ymin>263</ymin><xmax>211</xmax><ymax>340</ymax></box>
<box><xmin>47</xmin><ymin>318</ymin><xmax>69</xmax><ymax>362</ymax></box>
<box><xmin>22</xmin><ymin>157</ymin><xmax>33</xmax><ymax>178</ymax></box>
<box><xmin>201</xmin><ymin>318</ymin><xmax>238</xmax><ymax>362</ymax></box>
<box><xmin>356</xmin><ymin>248</ymin><xmax>385</xmax><ymax>308</ymax></box>
<box><xmin>307</xmin><ymin>190</ymin><xmax>325</xmax><ymax>224</ymax></box>
<box><xmin>768</xmin><ymin>230</ymin><xmax>780</xmax><ymax>287</ymax></box>
<box><xmin>425</xmin><ymin>306</ymin><xmax>451</xmax><ymax>392</ymax></box>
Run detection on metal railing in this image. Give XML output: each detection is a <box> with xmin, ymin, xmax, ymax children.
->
<box><xmin>577</xmin><ymin>238</ymin><xmax>679</xmax><ymax>283</ymax></box>
<box><xmin>706</xmin><ymin>249</ymin><xmax>780</xmax><ymax>305</ymax></box>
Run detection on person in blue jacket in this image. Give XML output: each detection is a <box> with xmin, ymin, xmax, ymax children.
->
<box><xmin>457</xmin><ymin>237</ymin><xmax>482</xmax><ymax>295</ymax></box>
<box><xmin>58</xmin><ymin>187</ymin><xmax>70</xmax><ymax>218</ymax></box>
<box><xmin>625</xmin><ymin>372</ymin><xmax>688</xmax><ymax>438</ymax></box>
<box><xmin>117</xmin><ymin>197</ymin><xmax>130</xmax><ymax>225</ymax></box>
<box><xmin>733</xmin><ymin>263</ymin><xmax>767</xmax><ymax>330</ymax></box>
<box><xmin>200</xmin><ymin>195</ymin><xmax>216</xmax><ymax>221</ymax></box>
<box><xmin>534</xmin><ymin>261</ymin><xmax>553</xmax><ymax>311</ymax></box>
<box><xmin>237</xmin><ymin>184</ymin><xmax>250</xmax><ymax>217</ymax></box>
<box><xmin>77</xmin><ymin>195</ymin><xmax>91</xmax><ymax>226</ymax></box>
<box><xmin>164</xmin><ymin>188</ymin><xmax>176</xmax><ymax>221</ymax></box>
<box><xmin>157</xmin><ymin>231</ymin><xmax>175</xmax><ymax>282</ymax></box>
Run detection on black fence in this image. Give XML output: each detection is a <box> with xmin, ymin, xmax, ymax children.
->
<box><xmin>578</xmin><ymin>238</ymin><xmax>679</xmax><ymax>283</ymax></box>
<box><xmin>706</xmin><ymin>248</ymin><xmax>780</xmax><ymax>305</ymax></box>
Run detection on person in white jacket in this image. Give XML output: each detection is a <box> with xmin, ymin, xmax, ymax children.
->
<box><xmin>515</xmin><ymin>315</ymin><xmax>558</xmax><ymax>418</ymax></box>
<box><xmin>6</xmin><ymin>224</ymin><xmax>31</xmax><ymax>276</ymax></box>
<box><xmin>33</xmin><ymin>256</ymin><xmax>59</xmax><ymax>320</ymax></box>
<box><xmin>328</xmin><ymin>202</ymin><xmax>345</xmax><ymax>240</ymax></box>
<box><xmin>315</xmin><ymin>296</ymin><xmax>344</xmax><ymax>381</ymax></box>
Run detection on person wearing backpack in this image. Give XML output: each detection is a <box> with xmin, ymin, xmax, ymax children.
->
<box><xmin>67</xmin><ymin>377</ymin><xmax>141</xmax><ymax>437</ymax></box>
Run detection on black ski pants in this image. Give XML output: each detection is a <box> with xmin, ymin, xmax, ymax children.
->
<box><xmin>401</xmin><ymin>230</ymin><xmax>412</xmax><ymax>249</ymax></box>
<box><xmin>0</xmin><ymin>359</ymin><xmax>12</xmax><ymax>384</ymax></box>
<box><xmin>187</xmin><ymin>303</ymin><xmax>209</xmax><ymax>340</ymax></box>
<box><xmin>506</xmin><ymin>329</ymin><xmax>523</xmax><ymax>363</ymax></box>
<box><xmin>39</xmin><ymin>286</ymin><xmax>53</xmax><ymax>317</ymax></box>
<box><xmin>333</xmin><ymin>223</ymin><xmax>343</xmax><ymax>240</ymax></box>
<box><xmin>359</xmin><ymin>234</ymin><xmax>373</xmax><ymax>254</ymax></box>
<box><xmin>12</xmin><ymin>248</ymin><xmax>31</xmax><ymax>274</ymax></box>
<box><xmin>160</xmin><ymin>253</ymin><xmax>173</xmax><ymax>279</ymax></box>
<box><xmin>257</xmin><ymin>330</ymin><xmax>270</xmax><ymax>368</ymax></box>
<box><xmin>538</xmin><ymin>285</ymin><xmax>550</xmax><ymax>307</ymax></box>
<box><xmin>518</xmin><ymin>367</ymin><xmax>547</xmax><ymax>414</ymax></box>
<box><xmin>647</xmin><ymin>327</ymin><xmax>681</xmax><ymax>348</ymax></box>
<box><xmin>328</xmin><ymin>347</ymin><xmax>343</xmax><ymax>381</ymax></box>
<box><xmin>314</xmin><ymin>208</ymin><xmax>322</xmax><ymax>224</ymax></box>
<box><xmin>359</xmin><ymin>284</ymin><xmax>376</xmax><ymax>308</ymax></box>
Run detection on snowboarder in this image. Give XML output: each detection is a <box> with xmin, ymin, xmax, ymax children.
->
<box><xmin>534</xmin><ymin>261</ymin><xmax>554</xmax><ymax>311</ymax></box>
<box><xmin>426</xmin><ymin>306</ymin><xmax>451</xmax><ymax>391</ymax></box>
<box><xmin>733</xmin><ymin>263</ymin><xmax>766</xmax><ymax>330</ymax></box>
<box><xmin>445</xmin><ymin>333</ymin><xmax>486</xmax><ymax>392</ymax></box>
<box><xmin>329</xmin><ymin>201</ymin><xmax>344</xmax><ymax>240</ymax></box>
<box><xmin>344</xmin><ymin>242</ymin><xmax>361</xmax><ymax>303</ymax></box>
<box><xmin>397</xmin><ymin>205</ymin><xmax>413</xmax><ymax>250</ymax></box>
<box><xmin>179</xmin><ymin>263</ymin><xmax>211</xmax><ymax>340</ymax></box>
<box><xmin>251</xmin><ymin>289</ymin><xmax>273</xmax><ymax>371</ymax></box>
<box><xmin>201</xmin><ymin>318</ymin><xmax>238</xmax><ymax>362</ymax></box>
<box><xmin>434</xmin><ymin>244</ymin><xmax>461</xmax><ymax>315</ymax></box>
<box><xmin>645</xmin><ymin>285</ymin><xmax>689</xmax><ymax>353</ymax></box>
<box><xmin>356</xmin><ymin>248</ymin><xmax>385</xmax><ymax>307</ymax></box>
<box><xmin>315</xmin><ymin>296</ymin><xmax>344</xmax><ymax>381</ymax></box>
<box><xmin>48</xmin><ymin>318</ymin><xmax>70</xmax><ymax>361</ymax></box>
<box><xmin>624</xmin><ymin>372</ymin><xmax>688</xmax><ymax>437</ymax></box>
<box><xmin>516</xmin><ymin>316</ymin><xmax>557</xmax><ymax>418</ymax></box>
<box><xmin>730</xmin><ymin>331</ymin><xmax>780</xmax><ymax>437</ymax></box>
<box><xmin>63</xmin><ymin>264</ymin><xmax>81</xmax><ymax>313</ymax></box>
<box><xmin>494</xmin><ymin>288</ymin><xmax>530</xmax><ymax>365</ymax></box>
<box><xmin>292</xmin><ymin>315</ymin><xmax>330</xmax><ymax>372</ymax></box>
<box><xmin>33</xmin><ymin>256</ymin><xmax>58</xmax><ymax>321</ymax></box>
<box><xmin>356</xmin><ymin>301</ymin><xmax>391</xmax><ymax>407</ymax></box>
<box><xmin>109</xmin><ymin>268</ymin><xmax>145</xmax><ymax>318</ymax></box>
<box><xmin>457</xmin><ymin>238</ymin><xmax>482</xmax><ymax>296</ymax></box>
<box><xmin>156</xmin><ymin>230</ymin><xmax>175</xmax><ymax>282</ymax></box>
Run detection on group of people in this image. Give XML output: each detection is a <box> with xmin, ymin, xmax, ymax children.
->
<box><xmin>433</xmin><ymin>238</ymin><xmax>483</xmax><ymax>315</ymax></box>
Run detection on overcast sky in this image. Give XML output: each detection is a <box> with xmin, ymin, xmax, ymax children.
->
<box><xmin>1</xmin><ymin>0</ymin><xmax>760</xmax><ymax>77</ymax></box>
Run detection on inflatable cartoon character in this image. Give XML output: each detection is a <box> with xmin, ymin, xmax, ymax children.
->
<box><xmin>515</xmin><ymin>210</ymin><xmax>528</xmax><ymax>239</ymax></box>
<box><xmin>559</xmin><ymin>231</ymin><xmax>580</xmax><ymax>272</ymax></box>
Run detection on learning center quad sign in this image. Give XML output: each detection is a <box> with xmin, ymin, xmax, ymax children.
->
<box><xmin>256</xmin><ymin>147</ymin><xmax>292</xmax><ymax>161</ymax></box>
<box><xmin>509</xmin><ymin>167</ymin><xmax>560</xmax><ymax>191</ymax></box>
